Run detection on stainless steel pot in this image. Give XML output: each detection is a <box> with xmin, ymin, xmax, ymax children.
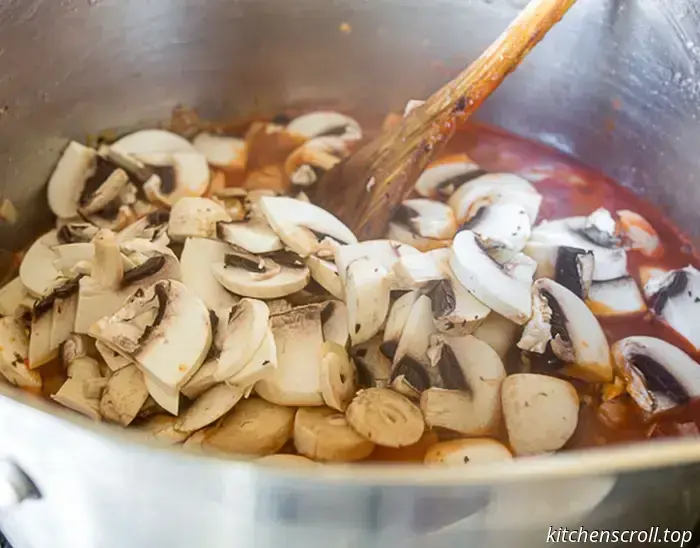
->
<box><xmin>2</xmin><ymin>1</ymin><xmax>700</xmax><ymax>547</ymax></box>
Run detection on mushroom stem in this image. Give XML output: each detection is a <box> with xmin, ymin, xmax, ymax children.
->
<box><xmin>92</xmin><ymin>229</ymin><xmax>124</xmax><ymax>289</ymax></box>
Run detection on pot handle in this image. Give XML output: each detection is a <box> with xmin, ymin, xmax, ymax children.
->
<box><xmin>0</xmin><ymin>459</ymin><xmax>40</xmax><ymax>512</ymax></box>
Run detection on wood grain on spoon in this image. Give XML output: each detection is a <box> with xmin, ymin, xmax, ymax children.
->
<box><xmin>311</xmin><ymin>0</ymin><xmax>577</xmax><ymax>240</ymax></box>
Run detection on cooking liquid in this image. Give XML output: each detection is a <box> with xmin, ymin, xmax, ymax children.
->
<box><xmin>372</xmin><ymin>122</ymin><xmax>700</xmax><ymax>461</ymax></box>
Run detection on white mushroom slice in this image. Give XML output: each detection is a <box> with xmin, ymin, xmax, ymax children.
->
<box><xmin>645</xmin><ymin>266</ymin><xmax>700</xmax><ymax>351</ymax></box>
<box><xmin>111</xmin><ymin>129</ymin><xmax>195</xmax><ymax>156</ymax></box>
<box><xmin>393</xmin><ymin>295</ymin><xmax>436</xmax><ymax>366</ymax></box>
<box><xmin>138</xmin><ymin>415</ymin><xmax>190</xmax><ymax>445</ymax></box>
<box><xmin>391</xmin><ymin>253</ymin><xmax>445</xmax><ymax>289</ymax></box>
<box><xmin>319</xmin><ymin>341</ymin><xmax>357</xmax><ymax>412</ymax></box>
<box><xmin>392</xmin><ymin>199</ymin><xmax>457</xmax><ymax>240</ymax></box>
<box><xmin>266</xmin><ymin>298</ymin><xmax>294</xmax><ymax>315</ymax></box>
<box><xmin>51</xmin><ymin>243</ymin><xmax>94</xmax><ymax>276</ymax></box>
<box><xmin>448</xmin><ymin>173</ymin><xmax>542</xmax><ymax>224</ymax></box>
<box><xmin>284</xmin><ymin>140</ymin><xmax>343</xmax><ymax>187</ymax></box>
<box><xmin>174</xmin><ymin>383</ymin><xmax>244</xmax><ymax>434</ymax></box>
<box><xmin>421</xmin><ymin>335</ymin><xmax>506</xmax><ymax>435</ymax></box>
<box><xmin>287</xmin><ymin>111</ymin><xmax>362</xmax><ymax>142</ymax></box>
<box><xmin>66</xmin><ymin>357</ymin><xmax>101</xmax><ymax>382</ymax></box>
<box><xmin>450</xmin><ymin>230</ymin><xmax>535</xmax><ymax>325</ymax></box>
<box><xmin>211</xmin><ymin>256</ymin><xmax>310</xmax><ymax>300</ymax></box>
<box><xmin>83</xmin><ymin>377</ymin><xmax>109</xmax><ymax>399</ymax></box>
<box><xmin>351</xmin><ymin>337</ymin><xmax>393</xmax><ymax>389</ymax></box>
<box><xmin>501</xmin><ymin>373</ymin><xmax>579</xmax><ymax>456</ymax></box>
<box><xmin>551</xmin><ymin>246</ymin><xmax>594</xmax><ymax>300</ymax></box>
<box><xmin>0</xmin><ymin>277</ymin><xmax>28</xmax><ymax>317</ymax></box>
<box><xmin>203</xmin><ymin>397</ymin><xmax>295</xmax><ymax>457</ymax></box>
<box><xmin>255</xmin><ymin>305</ymin><xmax>325</xmax><ymax>406</ymax></box>
<box><xmin>525</xmin><ymin>217</ymin><xmax>628</xmax><ymax>281</ymax></box>
<box><xmin>587</xmin><ymin>277</ymin><xmax>646</xmax><ymax>317</ymax></box>
<box><xmin>424</xmin><ymin>438</ymin><xmax>513</xmax><ymax>465</ymax></box>
<box><xmin>143</xmin><ymin>373</ymin><xmax>180</xmax><ymax>416</ymax></box>
<box><xmin>385</xmin><ymin>222</ymin><xmax>450</xmax><ymax>252</ymax></box>
<box><xmin>192</xmin><ymin>133</ymin><xmax>246</xmax><ymax>169</ymax></box>
<box><xmin>321</xmin><ymin>300</ymin><xmax>349</xmax><ymax>347</ymax></box>
<box><xmin>47</xmin><ymin>141</ymin><xmax>98</xmax><ymax>218</ymax></box>
<box><xmin>90</xmin><ymin>280</ymin><xmax>212</xmax><ymax>392</ymax></box>
<box><xmin>180</xmin><ymin>238</ymin><xmax>238</xmax><ymax>310</ymax></box>
<box><xmin>616</xmin><ymin>209</ymin><xmax>663</xmax><ymax>258</ymax></box>
<box><xmin>56</xmin><ymin>222</ymin><xmax>100</xmax><ymax>245</ymax></box>
<box><xmin>472</xmin><ymin>313</ymin><xmax>520</xmax><ymax>361</ymax></box>
<box><xmin>167</xmin><ymin>197</ymin><xmax>231</xmax><ymax>242</ymax></box>
<box><xmin>256</xmin><ymin>454</ymin><xmax>318</xmax><ymax>466</ymax></box>
<box><xmin>414</xmin><ymin>159</ymin><xmax>484</xmax><ymax>199</ymax></box>
<box><xmin>216</xmin><ymin>221</ymin><xmax>283</xmax><ymax>254</ymax></box>
<box><xmin>19</xmin><ymin>230</ymin><xmax>62</xmax><ymax>297</ymax></box>
<box><xmin>52</xmin><ymin>378</ymin><xmax>101</xmax><ymax>420</ymax></box>
<box><xmin>215</xmin><ymin>299</ymin><xmax>270</xmax><ymax>381</ymax></box>
<box><xmin>224</xmin><ymin>328</ymin><xmax>277</xmax><ymax>391</ymax></box>
<box><xmin>92</xmin><ymin>229</ymin><xmax>124</xmax><ymax>289</ymax></box>
<box><xmin>346</xmin><ymin>388</ymin><xmax>424</xmax><ymax>447</ymax></box>
<box><xmin>334</xmin><ymin>240</ymin><xmax>420</xmax><ymax>284</ymax></box>
<box><xmin>181</xmin><ymin>359</ymin><xmax>218</xmax><ymax>400</ymax></box>
<box><xmin>640</xmin><ymin>266</ymin><xmax>669</xmax><ymax>295</ymax></box>
<box><xmin>78</xmin><ymin>168</ymin><xmax>129</xmax><ymax>216</ymax></box>
<box><xmin>294</xmin><ymin>407</ymin><xmax>374</xmax><ymax>462</ymax></box>
<box><xmin>258</xmin><ymin>196</ymin><xmax>357</xmax><ymax>257</ymax></box>
<box><xmin>344</xmin><ymin>257</ymin><xmax>391</xmax><ymax>345</ymax></box>
<box><xmin>0</xmin><ymin>317</ymin><xmax>41</xmax><ymax>389</ymax></box>
<box><xmin>518</xmin><ymin>278</ymin><xmax>613</xmax><ymax>383</ymax></box>
<box><xmin>462</xmin><ymin>202</ymin><xmax>532</xmax><ymax>262</ymax></box>
<box><xmin>307</xmin><ymin>256</ymin><xmax>343</xmax><ymax>300</ymax></box>
<box><xmin>138</xmin><ymin>151</ymin><xmax>210</xmax><ymax>206</ymax></box>
<box><xmin>611</xmin><ymin>336</ymin><xmax>700</xmax><ymax>415</ymax></box>
<box><xmin>382</xmin><ymin>291</ymin><xmax>420</xmax><ymax>359</ymax></box>
<box><xmin>99</xmin><ymin>364</ymin><xmax>149</xmax><ymax>426</ymax></box>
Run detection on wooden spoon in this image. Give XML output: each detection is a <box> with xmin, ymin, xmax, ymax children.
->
<box><xmin>311</xmin><ymin>0</ymin><xmax>577</xmax><ymax>240</ymax></box>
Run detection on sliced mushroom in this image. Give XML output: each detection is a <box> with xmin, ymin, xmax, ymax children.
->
<box><xmin>501</xmin><ymin>373</ymin><xmax>579</xmax><ymax>456</ymax></box>
<box><xmin>351</xmin><ymin>336</ymin><xmax>393</xmax><ymax>389</ymax></box>
<box><xmin>286</xmin><ymin>111</ymin><xmax>362</xmax><ymax>143</ymax></box>
<box><xmin>391</xmin><ymin>253</ymin><xmax>445</xmax><ymax>289</ymax></box>
<box><xmin>19</xmin><ymin>230</ymin><xmax>62</xmax><ymax>297</ymax></box>
<box><xmin>294</xmin><ymin>407</ymin><xmax>374</xmax><ymax>462</ymax></box>
<box><xmin>0</xmin><ymin>317</ymin><xmax>41</xmax><ymax>389</ymax></box>
<box><xmin>552</xmin><ymin>246</ymin><xmax>594</xmax><ymax>300</ymax></box>
<box><xmin>414</xmin><ymin>158</ymin><xmax>484</xmax><ymax>199</ymax></box>
<box><xmin>421</xmin><ymin>335</ymin><xmax>506</xmax><ymax>435</ymax></box>
<box><xmin>518</xmin><ymin>278</ymin><xmax>613</xmax><ymax>383</ymax></box>
<box><xmin>645</xmin><ymin>266</ymin><xmax>700</xmax><ymax>351</ymax></box>
<box><xmin>393</xmin><ymin>294</ymin><xmax>436</xmax><ymax>366</ymax></box>
<box><xmin>382</xmin><ymin>291</ymin><xmax>420</xmax><ymax>359</ymax></box>
<box><xmin>90</xmin><ymin>280</ymin><xmax>212</xmax><ymax>395</ymax></box>
<box><xmin>203</xmin><ymin>397</ymin><xmax>295</xmax><ymax>457</ymax></box>
<box><xmin>224</xmin><ymin>327</ymin><xmax>277</xmax><ymax>391</ymax></box>
<box><xmin>307</xmin><ymin>255</ymin><xmax>343</xmax><ymax>300</ymax></box>
<box><xmin>389</xmin><ymin>355</ymin><xmax>436</xmax><ymax>399</ymax></box>
<box><xmin>111</xmin><ymin>129</ymin><xmax>195</xmax><ymax>156</ymax></box>
<box><xmin>258</xmin><ymin>196</ymin><xmax>357</xmax><ymax>256</ymax></box>
<box><xmin>99</xmin><ymin>364</ymin><xmax>149</xmax><ymax>426</ymax></box>
<box><xmin>321</xmin><ymin>300</ymin><xmax>349</xmax><ymax>347</ymax></box>
<box><xmin>616</xmin><ymin>209</ymin><xmax>663</xmax><ymax>258</ymax></box>
<box><xmin>47</xmin><ymin>141</ymin><xmax>99</xmax><ymax>218</ymax></box>
<box><xmin>385</xmin><ymin>222</ymin><xmax>451</xmax><ymax>252</ymax></box>
<box><xmin>51</xmin><ymin>243</ymin><xmax>95</xmax><ymax>277</ymax></box>
<box><xmin>611</xmin><ymin>336</ymin><xmax>700</xmax><ymax>415</ymax></box>
<box><xmin>52</xmin><ymin>378</ymin><xmax>101</xmax><ymax>420</ymax></box>
<box><xmin>211</xmin><ymin>253</ymin><xmax>310</xmax><ymax>299</ymax></box>
<box><xmin>192</xmin><ymin>132</ymin><xmax>247</xmax><ymax>170</ymax></box>
<box><xmin>391</xmin><ymin>199</ymin><xmax>457</xmax><ymax>240</ymax></box>
<box><xmin>116</xmin><ymin>211</ymin><xmax>170</xmax><ymax>245</ymax></box>
<box><xmin>92</xmin><ymin>229</ymin><xmax>124</xmax><ymax>289</ymax></box>
<box><xmin>346</xmin><ymin>388</ymin><xmax>424</xmax><ymax>448</ymax></box>
<box><xmin>448</xmin><ymin>172</ymin><xmax>542</xmax><ymax>225</ymax></box>
<box><xmin>344</xmin><ymin>257</ymin><xmax>391</xmax><ymax>345</ymax></box>
<box><xmin>525</xmin><ymin>215</ymin><xmax>628</xmax><ymax>281</ymax></box>
<box><xmin>450</xmin><ymin>230</ymin><xmax>535</xmax><ymax>324</ymax></box>
<box><xmin>167</xmin><ymin>197</ymin><xmax>231</xmax><ymax>242</ymax></box>
<box><xmin>143</xmin><ymin>372</ymin><xmax>181</xmax><ymax>415</ymax></box>
<box><xmin>587</xmin><ymin>277</ymin><xmax>646</xmax><ymax>317</ymax></box>
<box><xmin>424</xmin><ymin>438</ymin><xmax>513</xmax><ymax>465</ymax></box>
<box><xmin>334</xmin><ymin>240</ymin><xmax>419</xmax><ymax>284</ymax></box>
<box><xmin>180</xmin><ymin>238</ymin><xmax>239</xmax><ymax>310</ymax></box>
<box><xmin>181</xmin><ymin>359</ymin><xmax>218</xmax><ymax>400</ymax></box>
<box><xmin>472</xmin><ymin>312</ymin><xmax>520</xmax><ymax>361</ymax></box>
<box><xmin>462</xmin><ymin>202</ymin><xmax>532</xmax><ymax>262</ymax></box>
<box><xmin>137</xmin><ymin>414</ymin><xmax>190</xmax><ymax>445</ymax></box>
<box><xmin>78</xmin><ymin>168</ymin><xmax>130</xmax><ymax>216</ymax></box>
<box><xmin>284</xmin><ymin>139</ymin><xmax>343</xmax><ymax>187</ymax></box>
<box><xmin>174</xmin><ymin>383</ymin><xmax>244</xmax><ymax>434</ymax></box>
<box><xmin>65</xmin><ymin>356</ymin><xmax>101</xmax><ymax>382</ymax></box>
<box><xmin>216</xmin><ymin>220</ymin><xmax>283</xmax><ymax>254</ymax></box>
<box><xmin>256</xmin><ymin>454</ymin><xmax>318</xmax><ymax>466</ymax></box>
<box><xmin>255</xmin><ymin>304</ymin><xmax>325</xmax><ymax>406</ymax></box>
<box><xmin>0</xmin><ymin>277</ymin><xmax>29</xmax><ymax>317</ymax></box>
<box><xmin>214</xmin><ymin>299</ymin><xmax>270</xmax><ymax>381</ymax></box>
<box><xmin>319</xmin><ymin>341</ymin><xmax>357</xmax><ymax>412</ymax></box>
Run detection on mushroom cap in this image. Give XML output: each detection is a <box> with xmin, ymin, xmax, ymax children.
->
<box><xmin>414</xmin><ymin>159</ymin><xmax>484</xmax><ymax>200</ymax></box>
<box><xmin>463</xmin><ymin>202</ymin><xmax>532</xmax><ymax>262</ymax></box>
<box><xmin>587</xmin><ymin>277</ymin><xmax>646</xmax><ymax>317</ymax></box>
<box><xmin>501</xmin><ymin>373</ymin><xmax>579</xmax><ymax>456</ymax></box>
<box><xmin>111</xmin><ymin>129</ymin><xmax>195</xmax><ymax>157</ymax></box>
<box><xmin>450</xmin><ymin>230</ymin><xmax>535</xmax><ymax>325</ymax></box>
<box><xmin>192</xmin><ymin>133</ymin><xmax>247</xmax><ymax>169</ymax></box>
<box><xmin>393</xmin><ymin>199</ymin><xmax>458</xmax><ymax>240</ymax></box>
<box><xmin>99</xmin><ymin>364</ymin><xmax>149</xmax><ymax>426</ymax></box>
<box><xmin>294</xmin><ymin>407</ymin><xmax>375</xmax><ymax>462</ymax></box>
<box><xmin>168</xmin><ymin>197</ymin><xmax>231</xmax><ymax>242</ymax></box>
<box><xmin>47</xmin><ymin>141</ymin><xmax>97</xmax><ymax>219</ymax></box>
<box><xmin>286</xmin><ymin>111</ymin><xmax>362</xmax><ymax>142</ymax></box>
<box><xmin>174</xmin><ymin>383</ymin><xmax>244</xmax><ymax>434</ymax></box>
<box><xmin>19</xmin><ymin>230</ymin><xmax>62</xmax><ymax>297</ymax></box>
<box><xmin>345</xmin><ymin>387</ymin><xmax>425</xmax><ymax>448</ymax></box>
<box><xmin>203</xmin><ymin>397</ymin><xmax>295</xmax><ymax>457</ymax></box>
<box><xmin>0</xmin><ymin>317</ymin><xmax>41</xmax><ymax>389</ymax></box>
<box><xmin>424</xmin><ymin>438</ymin><xmax>513</xmax><ymax>465</ymax></box>
<box><xmin>344</xmin><ymin>257</ymin><xmax>391</xmax><ymax>345</ymax></box>
<box><xmin>259</xmin><ymin>196</ymin><xmax>357</xmax><ymax>256</ymax></box>
<box><xmin>307</xmin><ymin>255</ymin><xmax>343</xmax><ymax>300</ymax></box>
<box><xmin>216</xmin><ymin>221</ymin><xmax>283</xmax><ymax>254</ymax></box>
<box><xmin>211</xmin><ymin>259</ymin><xmax>310</xmax><ymax>300</ymax></box>
<box><xmin>180</xmin><ymin>238</ymin><xmax>239</xmax><ymax>310</ymax></box>
<box><xmin>319</xmin><ymin>341</ymin><xmax>357</xmax><ymax>412</ymax></box>
<box><xmin>611</xmin><ymin>336</ymin><xmax>700</xmax><ymax>415</ymax></box>
<box><xmin>215</xmin><ymin>299</ymin><xmax>271</xmax><ymax>381</ymax></box>
<box><xmin>255</xmin><ymin>304</ymin><xmax>325</xmax><ymax>406</ymax></box>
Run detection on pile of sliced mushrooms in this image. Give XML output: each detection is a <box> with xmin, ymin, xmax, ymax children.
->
<box><xmin>2</xmin><ymin>107</ymin><xmax>699</xmax><ymax>467</ymax></box>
